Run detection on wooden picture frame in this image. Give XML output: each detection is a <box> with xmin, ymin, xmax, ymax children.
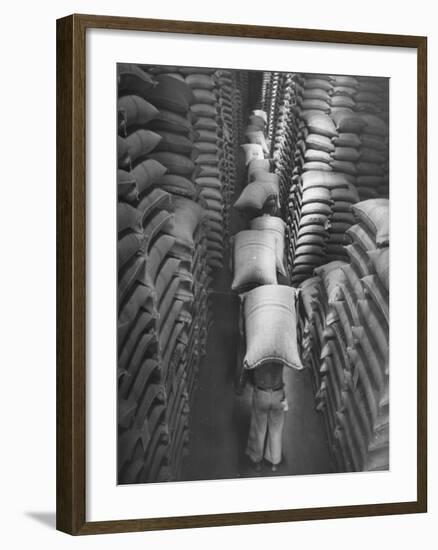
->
<box><xmin>56</xmin><ymin>13</ymin><xmax>427</xmax><ymax>535</ymax></box>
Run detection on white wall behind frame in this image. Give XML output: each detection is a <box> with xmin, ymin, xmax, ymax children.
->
<box><xmin>0</xmin><ymin>1</ymin><xmax>434</xmax><ymax>550</ymax></box>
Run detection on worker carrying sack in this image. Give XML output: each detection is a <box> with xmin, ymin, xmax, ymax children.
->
<box><xmin>252</xmin><ymin>109</ymin><xmax>268</xmax><ymax>124</ymax></box>
<box><xmin>241</xmin><ymin>143</ymin><xmax>265</xmax><ymax>165</ymax></box>
<box><xmin>233</xmin><ymin>181</ymin><xmax>277</xmax><ymax>212</ymax></box>
<box><xmin>231</xmin><ymin>230</ymin><xmax>277</xmax><ymax>292</ymax></box>
<box><xmin>242</xmin><ymin>285</ymin><xmax>303</xmax><ymax>370</ymax></box>
<box><xmin>250</xmin><ymin>215</ymin><xmax>287</xmax><ymax>276</ymax></box>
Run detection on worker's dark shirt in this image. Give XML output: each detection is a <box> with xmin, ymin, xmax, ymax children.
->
<box><xmin>251</xmin><ymin>362</ymin><xmax>284</xmax><ymax>391</ymax></box>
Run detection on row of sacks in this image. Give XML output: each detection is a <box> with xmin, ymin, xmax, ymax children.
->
<box><xmin>233</xmin><ymin>110</ymin><xmax>283</xmax><ymax>218</ymax></box>
<box><xmin>269</xmin><ymin>73</ymin><xmax>301</xmax><ymax>212</ymax></box>
<box><xmin>294</xmin><ymin>73</ymin><xmax>389</xmax><ymax>200</ymax></box>
<box><xmin>231</xmin><ymin>108</ymin><xmax>288</xmax><ymax>290</ymax></box>
<box><xmin>287</xmin><ymin>171</ymin><xmax>360</xmax><ymax>286</ymax></box>
<box><xmin>117</xmin><ymin>64</ymin><xmax>216</xmax><ymax>483</ymax></box>
<box><xmin>299</xmin><ymin>199</ymin><xmax>389</xmax><ymax>472</ymax></box>
<box><xmin>151</xmin><ymin>64</ymin><xmax>248</xmax><ymax>270</ymax></box>
<box><xmin>231</xmin><ymin>107</ymin><xmax>302</xmax><ymax>377</ymax></box>
<box><xmin>117</xmin><ymin>194</ymin><xmax>212</xmax><ymax>483</ymax></box>
<box><xmin>286</xmin><ymin>73</ymin><xmax>389</xmax><ymax>285</ymax></box>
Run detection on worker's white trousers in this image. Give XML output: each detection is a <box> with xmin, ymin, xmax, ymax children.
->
<box><xmin>245</xmin><ymin>386</ymin><xmax>285</xmax><ymax>465</ymax></box>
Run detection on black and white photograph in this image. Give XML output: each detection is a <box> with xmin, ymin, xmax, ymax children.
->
<box><xmin>116</xmin><ymin>64</ymin><xmax>390</xmax><ymax>485</ymax></box>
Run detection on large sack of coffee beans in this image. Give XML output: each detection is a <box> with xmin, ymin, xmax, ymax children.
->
<box><xmin>250</xmin><ymin>215</ymin><xmax>287</xmax><ymax>276</ymax></box>
<box><xmin>231</xmin><ymin>230</ymin><xmax>277</xmax><ymax>291</ymax></box>
<box><xmin>243</xmin><ymin>285</ymin><xmax>303</xmax><ymax>370</ymax></box>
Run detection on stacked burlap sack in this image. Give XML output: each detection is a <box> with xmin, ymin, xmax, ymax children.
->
<box><xmin>230</xmin><ymin>108</ymin><xmax>303</xmax><ymax>386</ymax></box>
<box><xmin>117</xmin><ymin>63</ymin><xmax>215</xmax><ymax>482</ymax></box>
<box><xmin>263</xmin><ymin>73</ymin><xmax>302</xmax><ymax>275</ymax></box>
<box><xmin>233</xmin><ymin>108</ymin><xmax>284</xmax><ymax>222</ymax></box>
<box><xmin>299</xmin><ymin>198</ymin><xmax>389</xmax><ymax>472</ymax></box>
<box><xmin>286</xmin><ymin>73</ymin><xmax>389</xmax><ymax>285</ymax></box>
<box><xmin>353</xmin><ymin>76</ymin><xmax>389</xmax><ymax>200</ymax></box>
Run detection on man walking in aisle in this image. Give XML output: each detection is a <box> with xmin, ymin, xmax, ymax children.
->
<box><xmin>245</xmin><ymin>360</ymin><xmax>288</xmax><ymax>472</ymax></box>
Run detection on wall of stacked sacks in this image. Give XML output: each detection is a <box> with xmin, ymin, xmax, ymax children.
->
<box><xmin>299</xmin><ymin>200</ymin><xmax>389</xmax><ymax>472</ymax></box>
<box><xmin>259</xmin><ymin>72</ymin><xmax>389</xmax><ymax>285</ymax></box>
<box><xmin>117</xmin><ymin>65</ymin><xmax>390</xmax><ymax>480</ymax></box>
<box><xmin>232</xmin><ymin>73</ymin><xmax>389</xmax><ymax>473</ymax></box>
<box><xmin>117</xmin><ymin>64</ymin><xmax>248</xmax><ymax>483</ymax></box>
<box><xmin>231</xmin><ymin>108</ymin><xmax>303</xmax><ymax>379</ymax></box>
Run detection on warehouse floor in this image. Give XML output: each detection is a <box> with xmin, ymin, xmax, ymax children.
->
<box><xmin>181</xmin><ymin>151</ymin><xmax>334</xmax><ymax>482</ymax></box>
<box><xmin>182</xmin><ymin>258</ymin><xmax>334</xmax><ymax>482</ymax></box>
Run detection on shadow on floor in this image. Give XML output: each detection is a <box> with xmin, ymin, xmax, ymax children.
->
<box><xmin>25</xmin><ymin>511</ymin><xmax>56</xmax><ymax>529</ymax></box>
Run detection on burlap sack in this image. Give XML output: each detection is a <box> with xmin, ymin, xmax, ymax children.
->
<box><xmin>305</xmin><ymin>149</ymin><xmax>332</xmax><ymax>163</ymax></box>
<box><xmin>302</xmin><ymin>88</ymin><xmax>331</xmax><ymax>101</ymax></box>
<box><xmin>303</xmin><ymin>78</ymin><xmax>333</xmax><ymax>91</ymax></box>
<box><xmin>124</xmin><ymin>129</ymin><xmax>162</xmax><ymax>165</ymax></box>
<box><xmin>302</xmin><ymin>171</ymin><xmax>353</xmax><ymax>190</ymax></box>
<box><xmin>118</xmin><ymin>233</ymin><xmax>145</xmax><ymax>270</ymax></box>
<box><xmin>361</xmin><ymin>274</ymin><xmax>389</xmax><ymax>324</ymax></box>
<box><xmin>306</xmin><ymin>133</ymin><xmax>335</xmax><ymax>153</ymax></box>
<box><xmin>360</xmin><ymin>114</ymin><xmax>389</xmax><ymax>136</ymax></box>
<box><xmin>190</xmin><ymin>103</ymin><xmax>217</xmax><ymax>118</ymax></box>
<box><xmin>302</xmin><ymin>187</ymin><xmax>332</xmax><ymax>205</ymax></box>
<box><xmin>154</xmin><ymin>131</ymin><xmax>194</xmax><ymax>155</ymax></box>
<box><xmin>302</xmin><ymin>112</ymin><xmax>338</xmax><ymax>138</ymax></box>
<box><xmin>368</xmin><ymin>248</ymin><xmax>389</xmax><ymax>290</ymax></box>
<box><xmin>166</xmin><ymin>196</ymin><xmax>205</xmax><ymax>248</ymax></box>
<box><xmin>147</xmin><ymin>152</ymin><xmax>195</xmax><ymax>177</ymax></box>
<box><xmin>147</xmin><ymin>235</ymin><xmax>176</xmax><ymax>282</ymax></box>
<box><xmin>332</xmin><ymin>133</ymin><xmax>362</xmax><ymax>148</ymax></box>
<box><xmin>331</xmin><ymin>110</ymin><xmax>366</xmax><ymax>133</ymax></box>
<box><xmin>329</xmin><ymin>159</ymin><xmax>357</xmax><ymax>176</ymax></box>
<box><xmin>330</xmin><ymin>95</ymin><xmax>356</xmax><ymax>109</ymax></box>
<box><xmin>250</xmin><ymin>215</ymin><xmax>287</xmax><ymax>276</ymax></box>
<box><xmin>117</xmin><ymin>95</ymin><xmax>159</xmax><ymax>130</ymax></box>
<box><xmin>249</xmin><ymin>170</ymin><xmax>279</xmax><ymax>186</ymax></box>
<box><xmin>330</xmin><ymin>75</ymin><xmax>359</xmax><ymax>88</ymax></box>
<box><xmin>241</xmin><ymin>143</ymin><xmax>265</xmax><ymax>165</ymax></box>
<box><xmin>251</xmin><ymin>109</ymin><xmax>268</xmax><ymax>124</ymax></box>
<box><xmin>117</xmin><ymin>169</ymin><xmax>138</xmax><ymax>202</ymax></box>
<box><xmin>185</xmin><ymin>74</ymin><xmax>216</xmax><ymax>90</ymax></box>
<box><xmin>302</xmin><ymin>161</ymin><xmax>333</xmax><ymax>172</ymax></box>
<box><xmin>233</xmin><ymin>181</ymin><xmax>276</xmax><ymax>212</ymax></box>
<box><xmin>118</xmin><ymin>202</ymin><xmax>143</xmax><ymax>234</ymax></box>
<box><xmin>247</xmin><ymin>159</ymin><xmax>271</xmax><ymax>179</ymax></box>
<box><xmin>192</xmin><ymin>89</ymin><xmax>216</xmax><ymax>104</ymax></box>
<box><xmin>156</xmin><ymin>174</ymin><xmax>196</xmax><ymax>198</ymax></box>
<box><xmin>117</xmin><ymin>64</ymin><xmax>156</xmax><ymax>95</ymax></box>
<box><xmin>332</xmin><ymin>147</ymin><xmax>361</xmax><ymax>162</ymax></box>
<box><xmin>132</xmin><ymin>159</ymin><xmax>168</xmax><ymax>195</ymax></box>
<box><xmin>147</xmin><ymin>109</ymin><xmax>193</xmax><ymax>135</ymax></box>
<box><xmin>243</xmin><ymin>285</ymin><xmax>303</xmax><ymax>370</ymax></box>
<box><xmin>245</xmin><ymin>130</ymin><xmax>270</xmax><ymax>155</ymax></box>
<box><xmin>352</xmin><ymin>199</ymin><xmax>389</xmax><ymax>247</ymax></box>
<box><xmin>142</xmin><ymin>74</ymin><xmax>195</xmax><ymax>114</ymax></box>
<box><xmin>231</xmin><ymin>230</ymin><xmax>277</xmax><ymax>291</ymax></box>
<box><xmin>193</xmin><ymin>116</ymin><xmax>218</xmax><ymax>131</ymax></box>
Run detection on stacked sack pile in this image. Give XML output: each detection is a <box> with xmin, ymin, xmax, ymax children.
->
<box><xmin>354</xmin><ymin>76</ymin><xmax>390</xmax><ymax>200</ymax></box>
<box><xmin>266</xmin><ymin>73</ymin><xmax>302</xmax><ymax>274</ymax></box>
<box><xmin>231</xmin><ymin>107</ymin><xmax>303</xmax><ymax>379</ymax></box>
<box><xmin>299</xmin><ymin>198</ymin><xmax>389</xmax><ymax>472</ymax></box>
<box><xmin>278</xmin><ymin>73</ymin><xmax>389</xmax><ymax>286</ymax></box>
<box><xmin>116</xmin><ymin>64</ymin><xmax>245</xmax><ymax>483</ymax></box>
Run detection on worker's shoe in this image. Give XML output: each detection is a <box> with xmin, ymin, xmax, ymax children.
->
<box><xmin>247</xmin><ymin>458</ymin><xmax>262</xmax><ymax>473</ymax></box>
